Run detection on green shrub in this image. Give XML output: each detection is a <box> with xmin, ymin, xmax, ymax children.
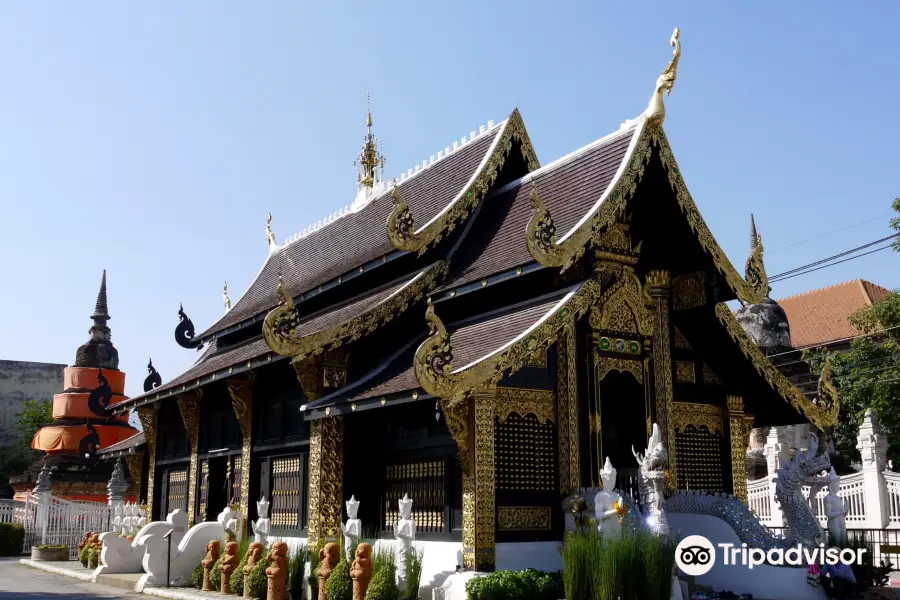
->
<box><xmin>35</xmin><ymin>544</ymin><xmax>68</xmax><ymax>550</ymax></box>
<box><xmin>208</xmin><ymin>555</ymin><xmax>223</xmax><ymax>590</ymax></box>
<box><xmin>79</xmin><ymin>546</ymin><xmax>90</xmax><ymax>568</ymax></box>
<box><xmin>87</xmin><ymin>547</ymin><xmax>99</xmax><ymax>569</ymax></box>
<box><xmin>325</xmin><ymin>558</ymin><xmax>352</xmax><ymax>600</ymax></box>
<box><xmin>366</xmin><ymin>556</ymin><xmax>400</xmax><ymax>600</ymax></box>
<box><xmin>246</xmin><ymin>558</ymin><xmax>268</xmax><ymax>599</ymax></box>
<box><xmin>404</xmin><ymin>546</ymin><xmax>424</xmax><ymax>600</ymax></box>
<box><xmin>308</xmin><ymin>541</ymin><xmax>323</xmax><ymax>599</ymax></box>
<box><xmin>0</xmin><ymin>523</ymin><xmax>25</xmax><ymax>557</ymax></box>
<box><xmin>465</xmin><ymin>568</ymin><xmax>562</xmax><ymax>600</ymax></box>
<box><xmin>191</xmin><ymin>564</ymin><xmax>203</xmax><ymax>589</ymax></box>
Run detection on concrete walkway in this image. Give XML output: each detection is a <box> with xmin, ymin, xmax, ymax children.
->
<box><xmin>0</xmin><ymin>557</ymin><xmax>141</xmax><ymax>599</ymax></box>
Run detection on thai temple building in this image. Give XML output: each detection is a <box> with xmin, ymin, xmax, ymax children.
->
<box><xmin>14</xmin><ymin>271</ymin><xmax>141</xmax><ymax>502</ymax></box>
<box><xmin>111</xmin><ymin>30</ymin><xmax>839</xmax><ymax>577</ymax></box>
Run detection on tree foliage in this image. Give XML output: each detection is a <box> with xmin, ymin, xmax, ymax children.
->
<box><xmin>0</xmin><ymin>399</ymin><xmax>53</xmax><ymax>497</ymax></box>
<box><xmin>807</xmin><ymin>200</ymin><xmax>900</xmax><ymax>465</ymax></box>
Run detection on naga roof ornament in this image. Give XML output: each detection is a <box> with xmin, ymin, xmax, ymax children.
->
<box><xmin>645</xmin><ymin>27</ymin><xmax>680</xmax><ymax>130</ymax></box>
<box><xmin>387</xmin><ymin>109</ymin><xmax>539</xmax><ymax>255</ymax></box>
<box><xmin>174</xmin><ymin>303</ymin><xmax>203</xmax><ymax>350</ymax></box>
<box><xmin>266</xmin><ymin>212</ymin><xmax>278</xmax><ymax>253</ymax></box>
<box><xmin>143</xmin><ymin>358</ymin><xmax>162</xmax><ymax>393</ymax></box>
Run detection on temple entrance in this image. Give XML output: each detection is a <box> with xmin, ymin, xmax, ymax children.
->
<box><xmin>597</xmin><ymin>369</ymin><xmax>646</xmax><ymax>496</ymax></box>
<box><xmin>205</xmin><ymin>455</ymin><xmax>228</xmax><ymax>522</ymax></box>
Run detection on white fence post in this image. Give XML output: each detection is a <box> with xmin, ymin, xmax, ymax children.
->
<box><xmin>857</xmin><ymin>409</ymin><xmax>889</xmax><ymax>529</ymax></box>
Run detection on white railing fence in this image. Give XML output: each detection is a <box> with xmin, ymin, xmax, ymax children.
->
<box><xmin>0</xmin><ymin>499</ymin><xmax>25</xmax><ymax>524</ymax></box>
<box><xmin>20</xmin><ymin>493</ymin><xmax>112</xmax><ymax>559</ymax></box>
<box><xmin>747</xmin><ymin>478</ymin><xmax>771</xmax><ymax>521</ymax></box>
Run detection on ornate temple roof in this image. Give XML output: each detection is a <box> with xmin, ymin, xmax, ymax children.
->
<box><xmin>193</xmin><ymin>114</ymin><xmax>533</xmax><ymax>344</ymax></box>
<box><xmin>96</xmin><ymin>430</ymin><xmax>145</xmax><ymax>456</ymax></box>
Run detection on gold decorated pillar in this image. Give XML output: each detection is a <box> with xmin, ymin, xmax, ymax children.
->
<box><xmin>647</xmin><ymin>270</ymin><xmax>676</xmax><ymax>490</ymax></box>
<box><xmin>124</xmin><ymin>454</ymin><xmax>143</xmax><ymax>498</ymax></box>
<box><xmin>294</xmin><ymin>350</ymin><xmax>347</xmax><ymax>547</ymax></box>
<box><xmin>135</xmin><ymin>404</ymin><xmax>158</xmax><ymax>516</ymax></box>
<box><xmin>727</xmin><ymin>395</ymin><xmax>755</xmax><ymax>503</ymax></box>
<box><xmin>226</xmin><ymin>373</ymin><xmax>255</xmax><ymax>538</ymax></box>
<box><xmin>462</xmin><ymin>389</ymin><xmax>496</xmax><ymax>571</ymax></box>
<box><xmin>177</xmin><ymin>390</ymin><xmax>203</xmax><ymax>526</ymax></box>
<box><xmin>556</xmin><ymin>322</ymin><xmax>579</xmax><ymax>493</ymax></box>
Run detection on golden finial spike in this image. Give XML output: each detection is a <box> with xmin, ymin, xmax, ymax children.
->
<box><xmin>366</xmin><ymin>92</ymin><xmax>372</xmax><ymax>128</ymax></box>
<box><xmin>223</xmin><ymin>282</ymin><xmax>231</xmax><ymax>312</ymax></box>
<box><xmin>266</xmin><ymin>212</ymin><xmax>277</xmax><ymax>250</ymax></box>
<box><xmin>645</xmin><ymin>27</ymin><xmax>681</xmax><ymax>129</ymax></box>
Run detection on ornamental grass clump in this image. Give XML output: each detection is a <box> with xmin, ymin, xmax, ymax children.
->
<box><xmin>325</xmin><ymin>557</ymin><xmax>353</xmax><ymax>600</ymax></box>
<box><xmin>288</xmin><ymin>544</ymin><xmax>309</xmax><ymax>599</ymax></box>
<box><xmin>366</xmin><ymin>547</ymin><xmax>400</xmax><ymax>600</ymax></box>
<box><xmin>403</xmin><ymin>545</ymin><xmax>424</xmax><ymax>600</ymax></box>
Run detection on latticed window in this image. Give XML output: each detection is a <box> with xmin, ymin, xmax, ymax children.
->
<box><xmin>382</xmin><ymin>460</ymin><xmax>445</xmax><ymax>534</ymax></box>
<box><xmin>270</xmin><ymin>456</ymin><xmax>303</xmax><ymax>531</ymax></box>
<box><xmin>163</xmin><ymin>468</ymin><xmax>187</xmax><ymax>515</ymax></box>
<box><xmin>495</xmin><ymin>413</ymin><xmax>556</xmax><ymax>492</ymax></box>
<box><xmin>675</xmin><ymin>425</ymin><xmax>725</xmax><ymax>493</ymax></box>
<box><xmin>197</xmin><ymin>460</ymin><xmax>209</xmax><ymax>520</ymax></box>
<box><xmin>229</xmin><ymin>455</ymin><xmax>242</xmax><ymax>505</ymax></box>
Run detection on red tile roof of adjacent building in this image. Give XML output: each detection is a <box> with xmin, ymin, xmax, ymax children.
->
<box><xmin>777</xmin><ymin>279</ymin><xmax>892</xmax><ymax>349</ymax></box>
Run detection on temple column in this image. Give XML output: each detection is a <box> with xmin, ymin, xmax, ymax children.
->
<box><xmin>555</xmin><ymin>322</ymin><xmax>579</xmax><ymax>494</ymax></box>
<box><xmin>727</xmin><ymin>395</ymin><xmax>755</xmax><ymax>503</ymax></box>
<box><xmin>647</xmin><ymin>270</ymin><xmax>676</xmax><ymax>490</ymax></box>
<box><xmin>135</xmin><ymin>404</ymin><xmax>159</xmax><ymax>518</ymax></box>
<box><xmin>462</xmin><ymin>389</ymin><xmax>495</xmax><ymax>572</ymax></box>
<box><xmin>226</xmin><ymin>373</ymin><xmax>255</xmax><ymax>539</ymax></box>
<box><xmin>124</xmin><ymin>454</ymin><xmax>143</xmax><ymax>500</ymax></box>
<box><xmin>293</xmin><ymin>350</ymin><xmax>347</xmax><ymax>547</ymax></box>
<box><xmin>177</xmin><ymin>390</ymin><xmax>203</xmax><ymax>527</ymax></box>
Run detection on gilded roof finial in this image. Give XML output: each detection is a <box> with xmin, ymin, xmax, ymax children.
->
<box><xmin>223</xmin><ymin>281</ymin><xmax>232</xmax><ymax>312</ymax></box>
<box><xmin>645</xmin><ymin>27</ymin><xmax>681</xmax><ymax>129</ymax></box>
<box><xmin>266</xmin><ymin>212</ymin><xmax>278</xmax><ymax>252</ymax></box>
<box><xmin>354</xmin><ymin>93</ymin><xmax>383</xmax><ymax>191</ymax></box>
<box><xmin>750</xmin><ymin>214</ymin><xmax>760</xmax><ymax>253</ymax></box>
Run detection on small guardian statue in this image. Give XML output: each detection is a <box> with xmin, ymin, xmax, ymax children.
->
<box><xmin>265</xmin><ymin>540</ymin><xmax>288</xmax><ymax>600</ymax></box>
<box><xmin>632</xmin><ymin>423</ymin><xmax>670</xmax><ymax>536</ymax></box>
<box><xmin>136</xmin><ymin>504</ymin><xmax>147</xmax><ymax>531</ymax></box>
<box><xmin>317</xmin><ymin>543</ymin><xmax>340</xmax><ymax>600</ymax></box>
<box><xmin>594</xmin><ymin>457</ymin><xmax>625</xmax><ymax>538</ymax></box>
<box><xmin>219</xmin><ymin>541</ymin><xmax>240</xmax><ymax>594</ymax></box>
<box><xmin>252</xmin><ymin>495</ymin><xmax>271</xmax><ymax>545</ymax></box>
<box><xmin>343</xmin><ymin>495</ymin><xmax>361</xmax><ymax>562</ymax></box>
<box><xmin>243</xmin><ymin>542</ymin><xmax>265</xmax><ymax>598</ymax></box>
<box><xmin>112</xmin><ymin>503</ymin><xmax>124</xmax><ymax>535</ymax></box>
<box><xmin>395</xmin><ymin>493</ymin><xmax>416</xmax><ymax>593</ymax></box>
<box><xmin>350</xmin><ymin>543</ymin><xmax>373</xmax><ymax>600</ymax></box>
<box><xmin>201</xmin><ymin>539</ymin><xmax>220</xmax><ymax>591</ymax></box>
<box><xmin>823</xmin><ymin>467</ymin><xmax>848</xmax><ymax>545</ymax></box>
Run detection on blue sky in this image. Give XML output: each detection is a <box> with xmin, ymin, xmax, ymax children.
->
<box><xmin>1</xmin><ymin>2</ymin><xmax>898</xmax><ymax>400</ymax></box>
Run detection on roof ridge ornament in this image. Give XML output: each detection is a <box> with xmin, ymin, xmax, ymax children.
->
<box><xmin>143</xmin><ymin>358</ymin><xmax>163</xmax><ymax>393</ymax></box>
<box><xmin>223</xmin><ymin>282</ymin><xmax>232</xmax><ymax>313</ymax></box>
<box><xmin>645</xmin><ymin>27</ymin><xmax>680</xmax><ymax>129</ymax></box>
<box><xmin>267</xmin><ymin>213</ymin><xmax>278</xmax><ymax>253</ymax></box>
<box><xmin>174</xmin><ymin>303</ymin><xmax>203</xmax><ymax>350</ymax></box>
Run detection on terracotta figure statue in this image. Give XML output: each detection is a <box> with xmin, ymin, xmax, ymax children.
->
<box><xmin>265</xmin><ymin>540</ymin><xmax>288</xmax><ymax>600</ymax></box>
<box><xmin>316</xmin><ymin>542</ymin><xmax>340</xmax><ymax>600</ymax></box>
<box><xmin>219</xmin><ymin>541</ymin><xmax>239</xmax><ymax>594</ymax></box>
<box><xmin>350</xmin><ymin>543</ymin><xmax>373</xmax><ymax>600</ymax></box>
<box><xmin>201</xmin><ymin>539</ymin><xmax>220</xmax><ymax>592</ymax></box>
<box><xmin>243</xmin><ymin>541</ymin><xmax>264</xmax><ymax>598</ymax></box>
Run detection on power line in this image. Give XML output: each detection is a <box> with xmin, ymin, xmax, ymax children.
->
<box><xmin>768</xmin><ymin>214</ymin><xmax>893</xmax><ymax>254</ymax></box>
<box><xmin>765</xmin><ymin>324</ymin><xmax>900</xmax><ymax>359</ymax></box>
<box><xmin>773</xmin><ymin>344</ymin><xmax>899</xmax><ymax>371</ymax></box>
<box><xmin>770</xmin><ymin>244</ymin><xmax>894</xmax><ymax>283</ymax></box>
<box><xmin>769</xmin><ymin>234</ymin><xmax>898</xmax><ymax>281</ymax></box>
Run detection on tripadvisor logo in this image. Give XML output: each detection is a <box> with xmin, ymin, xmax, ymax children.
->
<box><xmin>675</xmin><ymin>535</ymin><xmax>867</xmax><ymax>576</ymax></box>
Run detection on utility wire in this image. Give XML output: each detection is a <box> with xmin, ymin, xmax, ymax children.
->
<box><xmin>770</xmin><ymin>244</ymin><xmax>894</xmax><ymax>283</ymax></box>
<box><xmin>769</xmin><ymin>234</ymin><xmax>898</xmax><ymax>281</ymax></box>
<box><xmin>773</xmin><ymin>347</ymin><xmax>899</xmax><ymax>371</ymax></box>
<box><xmin>764</xmin><ymin>325</ymin><xmax>900</xmax><ymax>359</ymax></box>
<box><xmin>768</xmin><ymin>214</ymin><xmax>894</xmax><ymax>254</ymax></box>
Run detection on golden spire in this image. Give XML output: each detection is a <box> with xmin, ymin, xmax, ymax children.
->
<box><xmin>355</xmin><ymin>93</ymin><xmax>383</xmax><ymax>190</ymax></box>
<box><xmin>645</xmin><ymin>27</ymin><xmax>681</xmax><ymax>129</ymax></box>
<box><xmin>223</xmin><ymin>282</ymin><xmax>232</xmax><ymax>312</ymax></box>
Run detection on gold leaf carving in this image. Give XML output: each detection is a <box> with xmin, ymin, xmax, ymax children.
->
<box><xmin>673</xmin><ymin>402</ymin><xmax>724</xmax><ymax>436</ymax></box>
<box><xmin>672</xmin><ymin>271</ymin><xmax>706</xmax><ymax>311</ymax></box>
<box><xmin>263</xmin><ymin>261</ymin><xmax>447</xmax><ymax>359</ymax></box>
<box><xmin>388</xmin><ymin>109</ymin><xmax>539</xmax><ymax>254</ymax></box>
<box><xmin>494</xmin><ymin>388</ymin><xmax>555</xmax><ymax>424</ymax></box>
<box><xmin>497</xmin><ymin>506</ymin><xmax>551</xmax><ymax>531</ymax></box>
<box><xmin>595</xmin><ymin>355</ymin><xmax>642</xmax><ymax>384</ymax></box>
<box><xmin>675</xmin><ymin>361</ymin><xmax>696</xmax><ymax>383</ymax></box>
<box><xmin>590</xmin><ymin>271</ymin><xmax>654</xmax><ymax>336</ymax></box>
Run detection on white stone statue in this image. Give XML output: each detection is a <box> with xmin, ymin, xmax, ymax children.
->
<box><xmin>395</xmin><ymin>493</ymin><xmax>416</xmax><ymax>593</ymax></box>
<box><xmin>594</xmin><ymin>457</ymin><xmax>624</xmax><ymax>538</ymax></box>
<box><xmin>343</xmin><ymin>495</ymin><xmax>361</xmax><ymax>563</ymax></box>
<box><xmin>217</xmin><ymin>505</ymin><xmax>241</xmax><ymax>540</ymax></box>
<box><xmin>632</xmin><ymin>423</ymin><xmax>670</xmax><ymax>536</ymax></box>
<box><xmin>823</xmin><ymin>467</ymin><xmax>848</xmax><ymax>545</ymax></box>
<box><xmin>251</xmin><ymin>496</ymin><xmax>270</xmax><ymax>545</ymax></box>
<box><xmin>136</xmin><ymin>505</ymin><xmax>147</xmax><ymax>530</ymax></box>
<box><xmin>122</xmin><ymin>503</ymin><xmax>134</xmax><ymax>536</ymax></box>
<box><xmin>112</xmin><ymin>502</ymin><xmax>125</xmax><ymax>534</ymax></box>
